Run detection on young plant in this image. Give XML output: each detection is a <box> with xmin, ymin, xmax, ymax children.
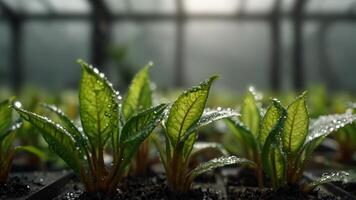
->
<box><xmin>0</xmin><ymin>99</ymin><xmax>42</xmax><ymax>184</ymax></box>
<box><xmin>122</xmin><ymin>64</ymin><xmax>154</xmax><ymax>175</ymax></box>
<box><xmin>332</xmin><ymin>105</ymin><xmax>356</xmax><ymax>161</ymax></box>
<box><xmin>13</xmin><ymin>60</ymin><xmax>167</xmax><ymax>196</ymax></box>
<box><xmin>227</xmin><ymin>92</ymin><xmax>356</xmax><ymax>191</ymax></box>
<box><xmin>155</xmin><ymin>76</ymin><xmax>254</xmax><ymax>193</ymax></box>
<box><xmin>225</xmin><ymin>89</ymin><xmax>267</xmax><ymax>188</ymax></box>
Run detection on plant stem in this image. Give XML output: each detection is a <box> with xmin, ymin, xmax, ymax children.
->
<box><xmin>131</xmin><ymin>139</ymin><xmax>149</xmax><ymax>175</ymax></box>
<box><xmin>255</xmin><ymin>153</ymin><xmax>264</xmax><ymax>189</ymax></box>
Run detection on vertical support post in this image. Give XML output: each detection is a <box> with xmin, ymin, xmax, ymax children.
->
<box><xmin>292</xmin><ymin>0</ymin><xmax>307</xmax><ymax>91</ymax></box>
<box><xmin>89</xmin><ymin>0</ymin><xmax>111</xmax><ymax>70</ymax></box>
<box><xmin>317</xmin><ymin>23</ymin><xmax>339</xmax><ymax>90</ymax></box>
<box><xmin>174</xmin><ymin>0</ymin><xmax>186</xmax><ymax>87</ymax></box>
<box><xmin>269</xmin><ymin>0</ymin><xmax>281</xmax><ymax>91</ymax></box>
<box><xmin>10</xmin><ymin>19</ymin><xmax>23</xmax><ymax>93</ymax></box>
<box><xmin>0</xmin><ymin>2</ymin><xmax>23</xmax><ymax>93</ymax></box>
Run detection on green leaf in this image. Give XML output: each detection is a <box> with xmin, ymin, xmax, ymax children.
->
<box><xmin>262</xmin><ymin>102</ymin><xmax>287</xmax><ymax>189</ymax></box>
<box><xmin>305</xmin><ymin>112</ymin><xmax>356</xmax><ymax>145</ymax></box>
<box><xmin>1</xmin><ymin>128</ymin><xmax>16</xmax><ymax>155</ymax></box>
<box><xmin>42</xmin><ymin>104</ymin><xmax>89</xmax><ymax>158</ymax></box>
<box><xmin>299</xmin><ymin>112</ymin><xmax>356</xmax><ymax>170</ymax></box>
<box><xmin>182</xmin><ymin>132</ymin><xmax>196</xmax><ymax>159</ymax></box>
<box><xmin>121</xmin><ymin>104</ymin><xmax>167</xmax><ymax>167</ymax></box>
<box><xmin>181</xmin><ymin>108</ymin><xmax>238</xmax><ymax>144</ymax></box>
<box><xmin>306</xmin><ymin>171</ymin><xmax>349</xmax><ymax>190</ymax></box>
<box><xmin>283</xmin><ymin>92</ymin><xmax>308</xmax><ymax>155</ymax></box>
<box><xmin>0</xmin><ymin>121</ymin><xmax>22</xmax><ymax>142</ymax></box>
<box><xmin>166</xmin><ymin>76</ymin><xmax>217</xmax><ymax>148</ymax></box>
<box><xmin>188</xmin><ymin>156</ymin><xmax>254</xmax><ymax>180</ymax></box>
<box><xmin>191</xmin><ymin>142</ymin><xmax>229</xmax><ymax>157</ymax></box>
<box><xmin>225</xmin><ymin>118</ymin><xmax>257</xmax><ymax>160</ymax></box>
<box><xmin>123</xmin><ymin>65</ymin><xmax>152</xmax><ymax>120</ymax></box>
<box><xmin>241</xmin><ymin>92</ymin><xmax>260</xmax><ymax>138</ymax></box>
<box><xmin>14</xmin><ymin>146</ymin><xmax>47</xmax><ymax>159</ymax></box>
<box><xmin>78</xmin><ymin>60</ymin><xmax>119</xmax><ymax>148</ymax></box>
<box><xmin>13</xmin><ymin>104</ymin><xmax>82</xmax><ymax>174</ymax></box>
<box><xmin>0</xmin><ymin>99</ymin><xmax>12</xmax><ymax>134</ymax></box>
<box><xmin>259</xmin><ymin>100</ymin><xmax>285</xmax><ymax>148</ymax></box>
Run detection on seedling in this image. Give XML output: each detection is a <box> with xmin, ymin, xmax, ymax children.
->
<box><xmin>122</xmin><ymin>64</ymin><xmax>154</xmax><ymax>175</ymax></box>
<box><xmin>227</xmin><ymin>92</ymin><xmax>356</xmax><ymax>190</ymax></box>
<box><xmin>155</xmin><ymin>76</ymin><xmax>254</xmax><ymax>193</ymax></box>
<box><xmin>13</xmin><ymin>60</ymin><xmax>167</xmax><ymax>196</ymax></box>
<box><xmin>0</xmin><ymin>99</ymin><xmax>42</xmax><ymax>184</ymax></box>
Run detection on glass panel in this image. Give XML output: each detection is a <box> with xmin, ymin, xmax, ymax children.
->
<box><xmin>306</xmin><ymin>0</ymin><xmax>356</xmax><ymax>13</ymax></box>
<box><xmin>185</xmin><ymin>21</ymin><xmax>270</xmax><ymax>91</ymax></box>
<box><xmin>2</xmin><ymin>0</ymin><xmax>48</xmax><ymax>14</ymax></box>
<box><xmin>23</xmin><ymin>22</ymin><xmax>91</xmax><ymax>89</ymax></box>
<box><xmin>280</xmin><ymin>19</ymin><xmax>294</xmax><ymax>90</ymax></box>
<box><xmin>304</xmin><ymin>22</ymin><xmax>356</xmax><ymax>91</ymax></box>
<box><xmin>105</xmin><ymin>0</ymin><xmax>128</xmax><ymax>13</ymax></box>
<box><xmin>47</xmin><ymin>0</ymin><xmax>91</xmax><ymax>13</ymax></box>
<box><xmin>281</xmin><ymin>0</ymin><xmax>296</xmax><ymax>14</ymax></box>
<box><xmin>0</xmin><ymin>22</ymin><xmax>10</xmax><ymax>87</ymax></box>
<box><xmin>111</xmin><ymin>22</ymin><xmax>176</xmax><ymax>88</ymax></box>
<box><xmin>130</xmin><ymin>0</ymin><xmax>176</xmax><ymax>14</ymax></box>
<box><xmin>244</xmin><ymin>0</ymin><xmax>274</xmax><ymax>13</ymax></box>
<box><xmin>184</xmin><ymin>0</ymin><xmax>239</xmax><ymax>14</ymax></box>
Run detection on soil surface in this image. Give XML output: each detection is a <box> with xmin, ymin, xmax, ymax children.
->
<box><xmin>332</xmin><ymin>181</ymin><xmax>356</xmax><ymax>196</ymax></box>
<box><xmin>0</xmin><ymin>176</ymin><xmax>31</xmax><ymax>198</ymax></box>
<box><xmin>225</xmin><ymin>168</ymin><xmax>337</xmax><ymax>200</ymax></box>
<box><xmin>0</xmin><ymin>171</ymin><xmax>69</xmax><ymax>200</ymax></box>
<box><xmin>225</xmin><ymin>167</ymin><xmax>266</xmax><ymax>187</ymax></box>
<box><xmin>54</xmin><ymin>173</ymin><xmax>224</xmax><ymax>200</ymax></box>
<box><xmin>229</xmin><ymin>185</ymin><xmax>336</xmax><ymax>200</ymax></box>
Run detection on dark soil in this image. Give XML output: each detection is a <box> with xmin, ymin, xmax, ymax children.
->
<box><xmin>195</xmin><ymin>172</ymin><xmax>217</xmax><ymax>184</ymax></box>
<box><xmin>54</xmin><ymin>173</ymin><xmax>224</xmax><ymax>200</ymax></box>
<box><xmin>225</xmin><ymin>168</ymin><xmax>337</xmax><ymax>200</ymax></box>
<box><xmin>333</xmin><ymin>181</ymin><xmax>356</xmax><ymax>196</ymax></box>
<box><xmin>0</xmin><ymin>171</ymin><xmax>69</xmax><ymax>199</ymax></box>
<box><xmin>229</xmin><ymin>185</ymin><xmax>336</xmax><ymax>200</ymax></box>
<box><xmin>0</xmin><ymin>176</ymin><xmax>31</xmax><ymax>198</ymax></box>
<box><xmin>226</xmin><ymin>168</ymin><xmax>263</xmax><ymax>187</ymax></box>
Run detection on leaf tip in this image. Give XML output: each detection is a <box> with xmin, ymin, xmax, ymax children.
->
<box><xmin>209</xmin><ymin>75</ymin><xmax>219</xmax><ymax>82</ymax></box>
<box><xmin>146</xmin><ymin>61</ymin><xmax>154</xmax><ymax>68</ymax></box>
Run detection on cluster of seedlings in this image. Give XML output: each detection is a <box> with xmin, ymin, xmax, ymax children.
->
<box><xmin>1</xmin><ymin>60</ymin><xmax>356</xmax><ymax>199</ymax></box>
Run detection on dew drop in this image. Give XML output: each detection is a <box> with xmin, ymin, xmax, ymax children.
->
<box><xmin>14</xmin><ymin>101</ymin><xmax>22</xmax><ymax>108</ymax></box>
<box><xmin>93</xmin><ymin>68</ymin><xmax>99</xmax><ymax>74</ymax></box>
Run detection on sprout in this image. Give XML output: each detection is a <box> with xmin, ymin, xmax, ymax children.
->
<box><xmin>13</xmin><ymin>60</ymin><xmax>167</xmax><ymax>196</ymax></box>
<box><xmin>226</xmin><ymin>91</ymin><xmax>356</xmax><ymax>190</ymax></box>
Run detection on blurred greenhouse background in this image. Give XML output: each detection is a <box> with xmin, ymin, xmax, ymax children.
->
<box><xmin>0</xmin><ymin>0</ymin><xmax>356</xmax><ymax>93</ymax></box>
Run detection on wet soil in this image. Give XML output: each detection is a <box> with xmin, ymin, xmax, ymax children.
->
<box><xmin>0</xmin><ymin>171</ymin><xmax>69</xmax><ymax>200</ymax></box>
<box><xmin>54</xmin><ymin>173</ymin><xmax>224</xmax><ymax>200</ymax></box>
<box><xmin>229</xmin><ymin>185</ymin><xmax>336</xmax><ymax>200</ymax></box>
<box><xmin>332</xmin><ymin>181</ymin><xmax>356</xmax><ymax>196</ymax></box>
<box><xmin>224</xmin><ymin>168</ymin><xmax>336</xmax><ymax>200</ymax></box>
<box><xmin>0</xmin><ymin>176</ymin><xmax>31</xmax><ymax>198</ymax></box>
